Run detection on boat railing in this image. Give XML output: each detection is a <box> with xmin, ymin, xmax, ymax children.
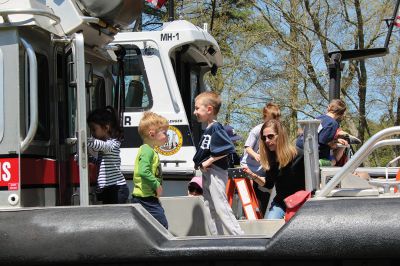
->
<box><xmin>298</xmin><ymin>120</ymin><xmax>321</xmax><ymax>192</ymax></box>
<box><xmin>316</xmin><ymin>126</ymin><xmax>400</xmax><ymax>197</ymax></box>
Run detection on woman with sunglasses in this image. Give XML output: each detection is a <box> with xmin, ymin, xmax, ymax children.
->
<box><xmin>243</xmin><ymin>119</ymin><xmax>305</xmax><ymax>219</ymax></box>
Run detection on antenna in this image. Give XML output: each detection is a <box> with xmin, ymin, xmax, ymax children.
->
<box><xmin>168</xmin><ymin>0</ymin><xmax>174</xmax><ymax>21</ymax></box>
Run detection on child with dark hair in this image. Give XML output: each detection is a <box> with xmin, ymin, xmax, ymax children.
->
<box><xmin>187</xmin><ymin>176</ymin><xmax>203</xmax><ymax>196</ymax></box>
<box><xmin>87</xmin><ymin>106</ymin><xmax>128</xmax><ymax>204</ymax></box>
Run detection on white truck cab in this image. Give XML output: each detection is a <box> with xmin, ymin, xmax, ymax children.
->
<box><xmin>112</xmin><ymin>20</ymin><xmax>222</xmax><ymax>191</ymax></box>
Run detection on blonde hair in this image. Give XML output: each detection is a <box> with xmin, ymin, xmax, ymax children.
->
<box><xmin>138</xmin><ymin>111</ymin><xmax>169</xmax><ymax>140</ymax></box>
<box><xmin>328</xmin><ymin>99</ymin><xmax>346</xmax><ymax>116</ymax></box>
<box><xmin>262</xmin><ymin>102</ymin><xmax>281</xmax><ymax>121</ymax></box>
<box><xmin>259</xmin><ymin>119</ymin><xmax>297</xmax><ymax>170</ymax></box>
<box><xmin>195</xmin><ymin>91</ymin><xmax>221</xmax><ymax>115</ymax></box>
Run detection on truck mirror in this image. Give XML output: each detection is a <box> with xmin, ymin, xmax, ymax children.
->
<box><xmin>85</xmin><ymin>62</ymin><xmax>93</xmax><ymax>87</ymax></box>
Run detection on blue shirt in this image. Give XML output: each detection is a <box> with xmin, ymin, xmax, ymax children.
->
<box><xmin>296</xmin><ymin>114</ymin><xmax>339</xmax><ymax>160</ymax></box>
<box><xmin>193</xmin><ymin>122</ymin><xmax>236</xmax><ymax>170</ymax></box>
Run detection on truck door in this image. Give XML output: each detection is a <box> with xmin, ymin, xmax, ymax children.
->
<box><xmin>175</xmin><ymin>59</ymin><xmax>202</xmax><ymax>146</ymax></box>
<box><xmin>55</xmin><ymin>47</ymin><xmax>75</xmax><ymax>205</ymax></box>
<box><xmin>60</xmin><ymin>33</ymin><xmax>90</xmax><ymax>206</ymax></box>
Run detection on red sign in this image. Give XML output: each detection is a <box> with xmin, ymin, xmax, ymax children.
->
<box><xmin>0</xmin><ymin>158</ymin><xmax>19</xmax><ymax>190</ymax></box>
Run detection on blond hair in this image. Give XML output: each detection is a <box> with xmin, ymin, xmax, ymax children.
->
<box><xmin>262</xmin><ymin>102</ymin><xmax>281</xmax><ymax>121</ymax></box>
<box><xmin>328</xmin><ymin>99</ymin><xmax>346</xmax><ymax>116</ymax></box>
<box><xmin>195</xmin><ymin>91</ymin><xmax>221</xmax><ymax>115</ymax></box>
<box><xmin>138</xmin><ymin>111</ymin><xmax>169</xmax><ymax>140</ymax></box>
<box><xmin>259</xmin><ymin>119</ymin><xmax>297</xmax><ymax>170</ymax></box>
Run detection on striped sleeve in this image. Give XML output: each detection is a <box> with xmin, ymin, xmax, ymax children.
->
<box><xmin>87</xmin><ymin>137</ymin><xmax>116</xmax><ymax>153</ymax></box>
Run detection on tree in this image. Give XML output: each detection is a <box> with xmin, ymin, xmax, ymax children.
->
<box><xmin>250</xmin><ymin>0</ymin><xmax>397</xmax><ymax>165</ymax></box>
<box><xmin>142</xmin><ymin>1</ymin><xmax>400</xmax><ymax>166</ymax></box>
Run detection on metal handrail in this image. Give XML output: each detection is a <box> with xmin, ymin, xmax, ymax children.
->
<box><xmin>317</xmin><ymin>126</ymin><xmax>400</xmax><ymax>197</ymax></box>
<box><xmin>20</xmin><ymin>38</ymin><xmax>38</xmax><ymax>153</ymax></box>
<box><xmin>0</xmin><ymin>9</ymin><xmax>60</xmax><ymax>25</ymax></box>
<box><xmin>72</xmin><ymin>33</ymin><xmax>89</xmax><ymax>207</ymax></box>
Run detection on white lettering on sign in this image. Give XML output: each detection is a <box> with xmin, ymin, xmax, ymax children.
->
<box><xmin>1</xmin><ymin>162</ymin><xmax>11</xmax><ymax>181</ymax></box>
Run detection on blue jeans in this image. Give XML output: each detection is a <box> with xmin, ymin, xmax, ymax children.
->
<box><xmin>266</xmin><ymin>201</ymin><xmax>285</xmax><ymax>219</ymax></box>
<box><xmin>131</xmin><ymin>196</ymin><xmax>168</xmax><ymax>229</ymax></box>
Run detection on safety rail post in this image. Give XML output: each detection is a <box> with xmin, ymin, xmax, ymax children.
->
<box><xmin>298</xmin><ymin>120</ymin><xmax>321</xmax><ymax>192</ymax></box>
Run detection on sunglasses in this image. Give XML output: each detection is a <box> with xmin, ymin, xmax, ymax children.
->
<box><xmin>261</xmin><ymin>133</ymin><xmax>278</xmax><ymax>141</ymax></box>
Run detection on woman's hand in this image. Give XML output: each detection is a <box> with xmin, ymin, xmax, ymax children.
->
<box><xmin>243</xmin><ymin>166</ymin><xmax>266</xmax><ymax>186</ymax></box>
<box><xmin>242</xmin><ymin>166</ymin><xmax>256</xmax><ymax>179</ymax></box>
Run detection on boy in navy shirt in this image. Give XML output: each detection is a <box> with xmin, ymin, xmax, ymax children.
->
<box><xmin>193</xmin><ymin>92</ymin><xmax>243</xmax><ymax>235</ymax></box>
<box><xmin>297</xmin><ymin>99</ymin><xmax>348</xmax><ymax>166</ymax></box>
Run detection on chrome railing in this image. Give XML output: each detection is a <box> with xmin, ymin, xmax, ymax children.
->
<box><xmin>317</xmin><ymin>126</ymin><xmax>400</xmax><ymax>197</ymax></box>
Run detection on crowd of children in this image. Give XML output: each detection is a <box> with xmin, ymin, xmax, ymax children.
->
<box><xmin>87</xmin><ymin>95</ymin><xmax>352</xmax><ymax>235</ymax></box>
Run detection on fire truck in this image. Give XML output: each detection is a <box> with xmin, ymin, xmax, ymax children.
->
<box><xmin>2</xmin><ymin>1</ymin><xmax>400</xmax><ymax>265</ymax></box>
<box><xmin>0</xmin><ymin>0</ymin><xmax>137</xmax><ymax>207</ymax></box>
<box><xmin>0</xmin><ymin>0</ymin><xmax>221</xmax><ymax>207</ymax></box>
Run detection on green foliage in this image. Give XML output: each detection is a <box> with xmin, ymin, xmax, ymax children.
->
<box><xmin>144</xmin><ymin>1</ymin><xmax>400</xmax><ymax>167</ymax></box>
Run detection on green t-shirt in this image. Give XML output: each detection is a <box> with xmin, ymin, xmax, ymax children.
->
<box><xmin>132</xmin><ymin>144</ymin><xmax>162</xmax><ymax>197</ymax></box>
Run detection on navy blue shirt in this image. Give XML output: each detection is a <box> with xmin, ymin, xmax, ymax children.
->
<box><xmin>296</xmin><ymin>114</ymin><xmax>339</xmax><ymax>160</ymax></box>
<box><xmin>193</xmin><ymin>122</ymin><xmax>236</xmax><ymax>170</ymax></box>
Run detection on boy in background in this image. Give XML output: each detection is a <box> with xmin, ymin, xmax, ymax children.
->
<box><xmin>193</xmin><ymin>92</ymin><xmax>243</xmax><ymax>235</ymax></box>
<box><xmin>132</xmin><ymin>112</ymin><xmax>169</xmax><ymax>229</ymax></box>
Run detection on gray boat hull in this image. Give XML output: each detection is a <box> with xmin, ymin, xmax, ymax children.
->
<box><xmin>1</xmin><ymin>197</ymin><xmax>399</xmax><ymax>265</ymax></box>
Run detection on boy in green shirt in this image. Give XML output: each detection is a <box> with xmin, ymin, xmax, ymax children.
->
<box><xmin>131</xmin><ymin>112</ymin><xmax>169</xmax><ymax>229</ymax></box>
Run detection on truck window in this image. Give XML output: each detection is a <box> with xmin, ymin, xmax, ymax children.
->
<box><xmin>113</xmin><ymin>46</ymin><xmax>152</xmax><ymax>110</ymax></box>
<box><xmin>66</xmin><ymin>52</ymin><xmax>76</xmax><ymax>139</ymax></box>
<box><xmin>35</xmin><ymin>53</ymin><xmax>50</xmax><ymax>141</ymax></box>
<box><xmin>90</xmin><ymin>75</ymin><xmax>106</xmax><ymax>110</ymax></box>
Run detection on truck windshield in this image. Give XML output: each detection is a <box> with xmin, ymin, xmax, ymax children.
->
<box><xmin>112</xmin><ymin>46</ymin><xmax>152</xmax><ymax>111</ymax></box>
